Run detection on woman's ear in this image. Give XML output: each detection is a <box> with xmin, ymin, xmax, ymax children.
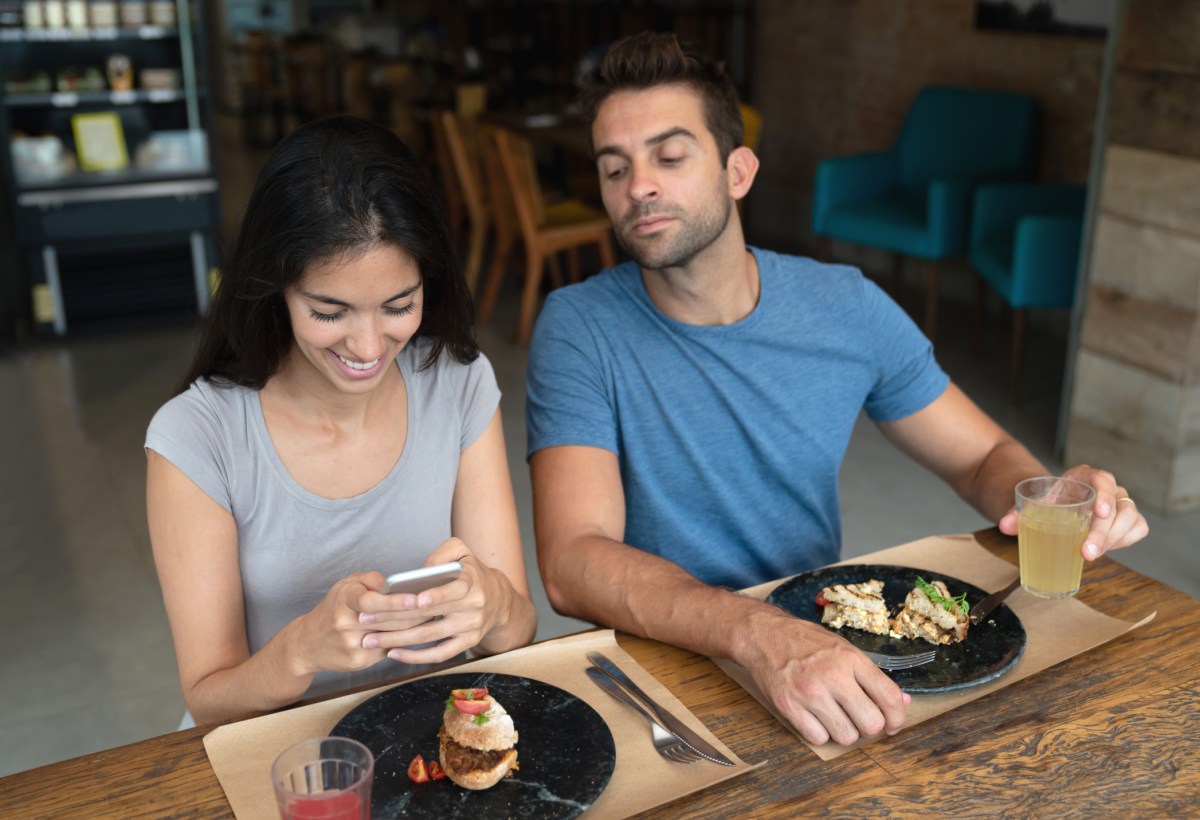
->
<box><xmin>726</xmin><ymin>146</ymin><xmax>760</xmax><ymax>201</ymax></box>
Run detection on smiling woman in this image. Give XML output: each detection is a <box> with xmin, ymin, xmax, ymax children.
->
<box><xmin>142</xmin><ymin>117</ymin><xmax>536</xmax><ymax>728</ymax></box>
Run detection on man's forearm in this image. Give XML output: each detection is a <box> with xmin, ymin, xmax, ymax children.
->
<box><xmin>541</xmin><ymin>533</ymin><xmax>782</xmax><ymax>661</ymax></box>
<box><xmin>962</xmin><ymin>439</ymin><xmax>1048</xmax><ymax>522</ymax></box>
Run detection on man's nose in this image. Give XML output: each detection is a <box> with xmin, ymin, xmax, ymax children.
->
<box><xmin>627</xmin><ymin>162</ymin><xmax>659</xmax><ymax>201</ymax></box>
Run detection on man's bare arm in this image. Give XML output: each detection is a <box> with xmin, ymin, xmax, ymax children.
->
<box><xmin>530</xmin><ymin>444</ymin><xmax>908</xmax><ymax>746</ymax></box>
<box><xmin>879</xmin><ymin>382</ymin><xmax>1148</xmax><ymax>557</ymax></box>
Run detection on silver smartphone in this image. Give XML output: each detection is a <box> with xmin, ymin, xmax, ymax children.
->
<box><xmin>382</xmin><ymin>561</ymin><xmax>463</xmax><ymax>595</ymax></box>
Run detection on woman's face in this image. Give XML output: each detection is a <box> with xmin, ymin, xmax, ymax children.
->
<box><xmin>282</xmin><ymin>243</ymin><xmax>424</xmax><ymax>396</ymax></box>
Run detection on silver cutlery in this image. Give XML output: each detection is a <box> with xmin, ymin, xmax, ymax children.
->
<box><xmin>585</xmin><ymin>667</ymin><xmax>702</xmax><ymax>764</ymax></box>
<box><xmin>862</xmin><ymin>648</ymin><xmax>937</xmax><ymax>670</ymax></box>
<box><xmin>586</xmin><ymin>651</ymin><xmax>735</xmax><ymax>766</ymax></box>
<box><xmin>969</xmin><ymin>576</ymin><xmax>1021</xmax><ymax>624</ymax></box>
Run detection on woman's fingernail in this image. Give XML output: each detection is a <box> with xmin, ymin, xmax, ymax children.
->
<box><xmin>1099</xmin><ymin>503</ymin><xmax>1111</xmax><ymax>517</ymax></box>
<box><xmin>1084</xmin><ymin>543</ymin><xmax>1100</xmax><ymax>560</ymax></box>
<box><xmin>362</xmin><ymin>634</ymin><xmax>378</xmax><ymax>649</ymax></box>
<box><xmin>358</xmin><ymin>612</ymin><xmax>375</xmax><ymax>625</ymax></box>
<box><xmin>387</xmin><ymin>649</ymin><xmax>403</xmax><ymax>661</ymax></box>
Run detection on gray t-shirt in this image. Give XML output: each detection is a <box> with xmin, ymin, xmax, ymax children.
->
<box><xmin>145</xmin><ymin>339</ymin><xmax>501</xmax><ymax>707</ymax></box>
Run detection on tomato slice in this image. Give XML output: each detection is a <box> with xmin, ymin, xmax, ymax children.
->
<box><xmin>428</xmin><ymin>760</ymin><xmax>446</xmax><ymax>780</ymax></box>
<box><xmin>815</xmin><ymin>592</ymin><xmax>829</xmax><ymax>607</ymax></box>
<box><xmin>449</xmin><ymin>688</ymin><xmax>489</xmax><ymax>701</ymax></box>
<box><xmin>407</xmin><ymin>754</ymin><xmax>429</xmax><ymax>783</ymax></box>
<box><xmin>452</xmin><ymin>697</ymin><xmax>490</xmax><ymax>715</ymax></box>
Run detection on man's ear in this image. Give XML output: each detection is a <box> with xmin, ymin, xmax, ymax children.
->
<box><xmin>727</xmin><ymin>146</ymin><xmax>760</xmax><ymax>201</ymax></box>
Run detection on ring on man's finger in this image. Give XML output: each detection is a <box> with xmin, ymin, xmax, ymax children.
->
<box><xmin>1116</xmin><ymin>496</ymin><xmax>1135</xmax><ymax>507</ymax></box>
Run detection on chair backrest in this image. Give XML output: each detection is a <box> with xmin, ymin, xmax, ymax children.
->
<box><xmin>477</xmin><ymin>125</ymin><xmax>519</xmax><ymax>242</ymax></box>
<box><xmin>739</xmin><ymin>102</ymin><xmax>763</xmax><ymax>151</ymax></box>
<box><xmin>429</xmin><ymin>109</ymin><xmax>465</xmax><ymax>232</ymax></box>
<box><xmin>438</xmin><ymin>111</ymin><xmax>487</xmax><ymax>227</ymax></box>
<box><xmin>896</xmin><ymin>86</ymin><xmax>1038</xmax><ymax>193</ymax></box>
<box><xmin>492</xmin><ymin>128</ymin><xmax>546</xmax><ymax>242</ymax></box>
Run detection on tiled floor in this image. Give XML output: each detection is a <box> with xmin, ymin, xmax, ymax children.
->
<box><xmin>1</xmin><ymin>119</ymin><xmax>1196</xmax><ymax>779</ymax></box>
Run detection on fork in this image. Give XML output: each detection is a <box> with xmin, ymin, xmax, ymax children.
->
<box><xmin>863</xmin><ymin>648</ymin><xmax>937</xmax><ymax>670</ymax></box>
<box><xmin>585</xmin><ymin>667</ymin><xmax>702</xmax><ymax>764</ymax></box>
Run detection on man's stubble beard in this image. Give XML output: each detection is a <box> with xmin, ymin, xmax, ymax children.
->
<box><xmin>615</xmin><ymin>187</ymin><xmax>734</xmax><ymax>273</ymax></box>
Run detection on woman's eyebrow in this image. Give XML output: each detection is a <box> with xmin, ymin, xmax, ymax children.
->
<box><xmin>300</xmin><ymin>284</ymin><xmax>420</xmax><ymax>307</ymax></box>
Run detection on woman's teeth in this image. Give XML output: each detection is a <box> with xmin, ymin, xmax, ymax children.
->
<box><xmin>336</xmin><ymin>353</ymin><xmax>381</xmax><ymax>371</ymax></box>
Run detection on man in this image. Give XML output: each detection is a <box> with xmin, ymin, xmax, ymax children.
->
<box><xmin>525</xmin><ymin>32</ymin><xmax>1148</xmax><ymax>746</ymax></box>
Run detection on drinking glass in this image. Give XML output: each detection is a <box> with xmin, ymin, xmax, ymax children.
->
<box><xmin>272</xmin><ymin>736</ymin><xmax>374</xmax><ymax>820</ymax></box>
<box><xmin>1015</xmin><ymin>476</ymin><xmax>1096</xmax><ymax>598</ymax></box>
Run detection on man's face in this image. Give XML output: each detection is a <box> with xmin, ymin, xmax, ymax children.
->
<box><xmin>592</xmin><ymin>84</ymin><xmax>734</xmax><ymax>271</ymax></box>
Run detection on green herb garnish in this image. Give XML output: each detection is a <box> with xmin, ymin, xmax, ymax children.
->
<box><xmin>444</xmin><ymin>696</ymin><xmax>456</xmax><ymax>711</ymax></box>
<box><xmin>472</xmin><ymin>713</ymin><xmax>490</xmax><ymax>725</ymax></box>
<box><xmin>915</xmin><ymin>576</ymin><xmax>968</xmax><ymax>614</ymax></box>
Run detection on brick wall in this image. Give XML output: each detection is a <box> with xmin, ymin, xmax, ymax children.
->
<box><xmin>746</xmin><ymin>0</ymin><xmax>1106</xmax><ymax>258</ymax></box>
<box><xmin>1064</xmin><ymin>0</ymin><xmax>1200</xmax><ymax>513</ymax></box>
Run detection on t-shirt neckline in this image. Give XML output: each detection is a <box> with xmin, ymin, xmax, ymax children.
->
<box><xmin>248</xmin><ymin>354</ymin><xmax>415</xmax><ymax>510</ymax></box>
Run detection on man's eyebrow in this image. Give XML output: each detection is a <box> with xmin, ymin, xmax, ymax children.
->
<box><xmin>593</xmin><ymin>126</ymin><xmax>699</xmax><ymax>161</ymax></box>
<box><xmin>300</xmin><ymin>284</ymin><xmax>420</xmax><ymax>307</ymax></box>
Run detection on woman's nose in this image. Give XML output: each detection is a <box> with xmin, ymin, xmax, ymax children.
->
<box><xmin>345</xmin><ymin>317</ymin><xmax>385</xmax><ymax>361</ymax></box>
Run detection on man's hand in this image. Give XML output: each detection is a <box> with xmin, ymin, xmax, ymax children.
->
<box><xmin>742</xmin><ymin>609</ymin><xmax>910</xmax><ymax>746</ymax></box>
<box><xmin>997</xmin><ymin>465</ymin><xmax>1149</xmax><ymax>560</ymax></box>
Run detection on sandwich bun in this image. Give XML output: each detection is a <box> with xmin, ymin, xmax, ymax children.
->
<box><xmin>439</xmin><ymin>693</ymin><xmax>518</xmax><ymax>790</ymax></box>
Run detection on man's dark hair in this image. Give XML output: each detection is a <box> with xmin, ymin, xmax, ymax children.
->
<box><xmin>179</xmin><ymin>116</ymin><xmax>477</xmax><ymax>394</ymax></box>
<box><xmin>578</xmin><ymin>31</ymin><xmax>744</xmax><ymax>162</ymax></box>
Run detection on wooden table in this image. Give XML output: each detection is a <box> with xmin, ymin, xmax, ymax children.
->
<box><xmin>3</xmin><ymin>529</ymin><xmax>1196</xmax><ymax>817</ymax></box>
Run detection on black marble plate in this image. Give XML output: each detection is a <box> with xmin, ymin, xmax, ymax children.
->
<box><xmin>331</xmin><ymin>672</ymin><xmax>615</xmax><ymax>819</ymax></box>
<box><xmin>766</xmin><ymin>564</ymin><xmax>1026</xmax><ymax>694</ymax></box>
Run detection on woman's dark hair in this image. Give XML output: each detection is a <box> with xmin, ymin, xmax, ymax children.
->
<box><xmin>578</xmin><ymin>31</ymin><xmax>744</xmax><ymax>163</ymax></box>
<box><xmin>179</xmin><ymin>116</ymin><xmax>477</xmax><ymax>394</ymax></box>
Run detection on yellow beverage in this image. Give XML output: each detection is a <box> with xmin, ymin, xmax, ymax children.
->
<box><xmin>1018</xmin><ymin>505</ymin><xmax>1088</xmax><ymax>598</ymax></box>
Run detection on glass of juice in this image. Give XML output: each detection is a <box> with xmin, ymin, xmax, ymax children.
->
<box><xmin>273</xmin><ymin>736</ymin><xmax>374</xmax><ymax>820</ymax></box>
<box><xmin>1015</xmin><ymin>476</ymin><xmax>1096</xmax><ymax>598</ymax></box>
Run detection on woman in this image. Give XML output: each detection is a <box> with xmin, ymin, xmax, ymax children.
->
<box><xmin>146</xmin><ymin>117</ymin><xmax>536</xmax><ymax>727</ymax></box>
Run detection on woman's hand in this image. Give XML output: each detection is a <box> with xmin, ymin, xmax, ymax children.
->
<box><xmin>354</xmin><ymin>537</ymin><xmax>519</xmax><ymax>664</ymax></box>
<box><xmin>285</xmin><ymin>571</ymin><xmax>399</xmax><ymax>677</ymax></box>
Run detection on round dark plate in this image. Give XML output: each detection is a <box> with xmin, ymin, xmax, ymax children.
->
<box><xmin>766</xmin><ymin>564</ymin><xmax>1026</xmax><ymax>693</ymax></box>
<box><xmin>331</xmin><ymin>672</ymin><xmax>615</xmax><ymax>819</ymax></box>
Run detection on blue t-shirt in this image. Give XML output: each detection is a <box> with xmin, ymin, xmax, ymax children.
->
<box><xmin>525</xmin><ymin>247</ymin><xmax>949</xmax><ymax>589</ymax></box>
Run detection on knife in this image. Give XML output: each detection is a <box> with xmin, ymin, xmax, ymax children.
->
<box><xmin>969</xmin><ymin>576</ymin><xmax>1021</xmax><ymax>624</ymax></box>
<box><xmin>586</xmin><ymin>651</ymin><xmax>734</xmax><ymax>766</ymax></box>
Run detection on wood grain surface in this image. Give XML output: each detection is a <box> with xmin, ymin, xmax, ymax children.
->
<box><xmin>2</xmin><ymin>529</ymin><xmax>1196</xmax><ymax>818</ymax></box>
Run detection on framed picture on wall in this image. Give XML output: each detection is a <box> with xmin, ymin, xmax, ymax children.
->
<box><xmin>71</xmin><ymin>112</ymin><xmax>129</xmax><ymax>172</ymax></box>
<box><xmin>976</xmin><ymin>0</ymin><xmax>1116</xmax><ymax>38</ymax></box>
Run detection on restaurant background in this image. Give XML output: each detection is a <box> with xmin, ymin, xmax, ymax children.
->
<box><xmin>1</xmin><ymin>0</ymin><xmax>1197</xmax><ymax>780</ymax></box>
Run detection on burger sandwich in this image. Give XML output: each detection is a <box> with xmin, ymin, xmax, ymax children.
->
<box><xmin>438</xmin><ymin>688</ymin><xmax>518</xmax><ymax>790</ymax></box>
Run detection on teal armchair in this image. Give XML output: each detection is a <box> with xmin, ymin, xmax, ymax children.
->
<box><xmin>812</xmin><ymin>86</ymin><xmax>1039</xmax><ymax>337</ymax></box>
<box><xmin>968</xmin><ymin>183</ymin><xmax>1087</xmax><ymax>398</ymax></box>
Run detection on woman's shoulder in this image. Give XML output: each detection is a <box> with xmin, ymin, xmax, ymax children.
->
<box><xmin>148</xmin><ymin>377</ymin><xmax>254</xmax><ymax>436</ymax></box>
<box><xmin>402</xmin><ymin>338</ymin><xmax>494</xmax><ymax>382</ymax></box>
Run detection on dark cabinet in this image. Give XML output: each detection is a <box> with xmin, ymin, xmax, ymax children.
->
<box><xmin>1</xmin><ymin>0</ymin><xmax>220</xmax><ymax>335</ymax></box>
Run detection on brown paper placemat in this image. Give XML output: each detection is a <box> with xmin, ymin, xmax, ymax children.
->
<box><xmin>204</xmin><ymin>630</ymin><xmax>760</xmax><ymax>818</ymax></box>
<box><xmin>714</xmin><ymin>532</ymin><xmax>1156</xmax><ymax>761</ymax></box>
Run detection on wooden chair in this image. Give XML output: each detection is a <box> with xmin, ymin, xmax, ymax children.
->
<box><xmin>477</xmin><ymin>127</ymin><xmax>616</xmax><ymax>346</ymax></box>
<box><xmin>429</xmin><ymin>109</ymin><xmax>468</xmax><ymax>244</ymax></box>
<box><xmin>431</xmin><ymin>110</ymin><xmax>489</xmax><ymax>292</ymax></box>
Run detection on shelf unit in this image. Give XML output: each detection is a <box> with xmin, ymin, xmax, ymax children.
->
<box><xmin>0</xmin><ymin>0</ymin><xmax>220</xmax><ymax>336</ymax></box>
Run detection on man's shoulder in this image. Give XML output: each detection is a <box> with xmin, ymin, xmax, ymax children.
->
<box><xmin>536</xmin><ymin>262</ymin><xmax>644</xmax><ymax>338</ymax></box>
<box><xmin>755</xmin><ymin>247</ymin><xmax>868</xmax><ymax>291</ymax></box>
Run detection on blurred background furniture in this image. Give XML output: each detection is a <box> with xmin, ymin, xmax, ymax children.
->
<box><xmin>969</xmin><ymin>182</ymin><xmax>1087</xmax><ymax>400</ymax></box>
<box><xmin>811</xmin><ymin>85</ymin><xmax>1039</xmax><ymax>338</ymax></box>
<box><xmin>740</xmin><ymin>101</ymin><xmax>763</xmax><ymax>151</ymax></box>
<box><xmin>477</xmin><ymin>127</ymin><xmax>615</xmax><ymax>345</ymax></box>
<box><xmin>431</xmin><ymin>110</ymin><xmax>489</xmax><ymax>291</ymax></box>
